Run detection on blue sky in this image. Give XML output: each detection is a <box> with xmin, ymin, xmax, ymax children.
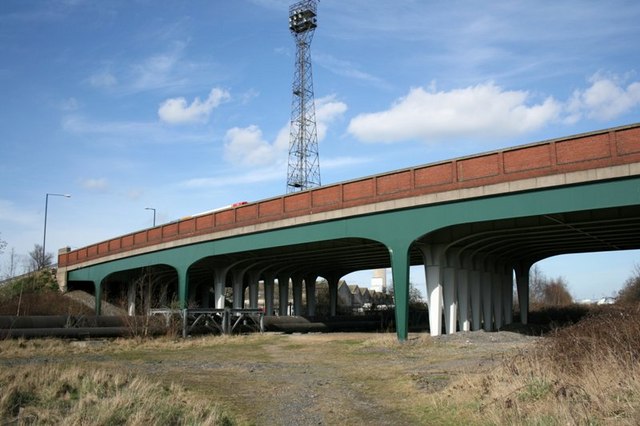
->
<box><xmin>1</xmin><ymin>0</ymin><xmax>639</xmax><ymax>299</ymax></box>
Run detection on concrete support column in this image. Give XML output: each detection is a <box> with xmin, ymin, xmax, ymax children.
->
<box><xmin>95</xmin><ymin>282</ymin><xmax>102</xmax><ymax>315</ymax></box>
<box><xmin>305</xmin><ymin>275</ymin><xmax>317</xmax><ymax>317</ymax></box>
<box><xmin>127</xmin><ymin>280</ymin><xmax>136</xmax><ymax>316</ymax></box>
<box><xmin>264</xmin><ymin>273</ymin><xmax>275</xmax><ymax>316</ymax></box>
<box><xmin>503</xmin><ymin>268</ymin><xmax>514</xmax><ymax>325</ymax></box>
<box><xmin>515</xmin><ymin>263</ymin><xmax>530</xmax><ymax>325</ymax></box>
<box><xmin>328</xmin><ymin>276</ymin><xmax>338</xmax><ymax>317</ymax></box>
<box><xmin>443</xmin><ymin>266</ymin><xmax>458</xmax><ymax>334</ymax></box>
<box><xmin>457</xmin><ymin>268</ymin><xmax>470</xmax><ymax>332</ymax></box>
<box><xmin>199</xmin><ymin>284</ymin><xmax>210</xmax><ymax>309</ymax></box>
<box><xmin>292</xmin><ymin>275</ymin><xmax>303</xmax><ymax>316</ymax></box>
<box><xmin>492</xmin><ymin>269</ymin><xmax>503</xmax><ymax>330</ymax></box>
<box><xmin>214</xmin><ymin>268</ymin><xmax>227</xmax><ymax>309</ymax></box>
<box><xmin>470</xmin><ymin>270</ymin><xmax>482</xmax><ymax>331</ymax></box>
<box><xmin>418</xmin><ymin>244</ymin><xmax>445</xmax><ymax>337</ymax></box>
<box><xmin>248</xmin><ymin>271</ymin><xmax>259</xmax><ymax>309</ymax></box>
<box><xmin>159</xmin><ymin>283</ymin><xmax>168</xmax><ymax>307</ymax></box>
<box><xmin>278</xmin><ymin>275</ymin><xmax>289</xmax><ymax>316</ymax></box>
<box><xmin>232</xmin><ymin>270</ymin><xmax>244</xmax><ymax>310</ymax></box>
<box><xmin>426</xmin><ymin>266</ymin><xmax>443</xmax><ymax>336</ymax></box>
<box><xmin>482</xmin><ymin>271</ymin><xmax>493</xmax><ymax>331</ymax></box>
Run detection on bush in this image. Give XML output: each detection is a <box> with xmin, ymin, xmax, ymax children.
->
<box><xmin>0</xmin><ymin>270</ymin><xmax>92</xmax><ymax>316</ymax></box>
<box><xmin>617</xmin><ymin>264</ymin><xmax>640</xmax><ymax>305</ymax></box>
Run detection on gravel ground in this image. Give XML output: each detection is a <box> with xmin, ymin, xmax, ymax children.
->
<box><xmin>0</xmin><ymin>330</ymin><xmax>541</xmax><ymax>425</ymax></box>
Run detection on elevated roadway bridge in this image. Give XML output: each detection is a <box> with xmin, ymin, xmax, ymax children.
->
<box><xmin>57</xmin><ymin>123</ymin><xmax>640</xmax><ymax>341</ymax></box>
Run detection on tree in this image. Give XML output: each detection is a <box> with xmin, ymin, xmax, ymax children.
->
<box><xmin>542</xmin><ymin>277</ymin><xmax>573</xmax><ymax>306</ymax></box>
<box><xmin>28</xmin><ymin>244</ymin><xmax>53</xmax><ymax>271</ymax></box>
<box><xmin>0</xmin><ymin>233</ymin><xmax>6</xmax><ymax>255</ymax></box>
<box><xmin>617</xmin><ymin>263</ymin><xmax>640</xmax><ymax>304</ymax></box>
<box><xmin>529</xmin><ymin>265</ymin><xmax>573</xmax><ymax>307</ymax></box>
<box><xmin>3</xmin><ymin>247</ymin><xmax>20</xmax><ymax>279</ymax></box>
<box><xmin>0</xmin><ymin>233</ymin><xmax>6</xmax><ymax>277</ymax></box>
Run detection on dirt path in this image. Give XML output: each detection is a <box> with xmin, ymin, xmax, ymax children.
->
<box><xmin>0</xmin><ymin>330</ymin><xmax>540</xmax><ymax>425</ymax></box>
<box><xmin>117</xmin><ymin>331</ymin><xmax>538</xmax><ymax>425</ymax></box>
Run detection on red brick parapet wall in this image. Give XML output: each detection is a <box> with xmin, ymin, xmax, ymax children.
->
<box><xmin>59</xmin><ymin>123</ymin><xmax>640</xmax><ymax>268</ymax></box>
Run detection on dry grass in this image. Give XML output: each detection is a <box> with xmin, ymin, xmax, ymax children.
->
<box><xmin>0</xmin><ymin>363</ymin><xmax>232</xmax><ymax>425</ymax></box>
<box><xmin>443</xmin><ymin>304</ymin><xmax>640</xmax><ymax>425</ymax></box>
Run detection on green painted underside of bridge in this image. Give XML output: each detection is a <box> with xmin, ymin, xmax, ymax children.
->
<box><xmin>68</xmin><ymin>177</ymin><xmax>640</xmax><ymax>340</ymax></box>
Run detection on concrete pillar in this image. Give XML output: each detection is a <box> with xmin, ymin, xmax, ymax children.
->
<box><xmin>214</xmin><ymin>268</ymin><xmax>227</xmax><ymax>309</ymax></box>
<box><xmin>264</xmin><ymin>273</ymin><xmax>275</xmax><ymax>316</ymax></box>
<box><xmin>503</xmin><ymin>269</ymin><xmax>514</xmax><ymax>325</ymax></box>
<box><xmin>127</xmin><ymin>280</ymin><xmax>136</xmax><ymax>316</ymax></box>
<box><xmin>232</xmin><ymin>269</ymin><xmax>244</xmax><ymax>309</ymax></box>
<box><xmin>482</xmin><ymin>271</ymin><xmax>493</xmax><ymax>331</ymax></box>
<box><xmin>159</xmin><ymin>282</ymin><xmax>169</xmax><ymax>307</ymax></box>
<box><xmin>470</xmin><ymin>270</ymin><xmax>482</xmax><ymax>331</ymax></box>
<box><xmin>426</xmin><ymin>266</ymin><xmax>443</xmax><ymax>336</ymax></box>
<box><xmin>248</xmin><ymin>271</ymin><xmax>259</xmax><ymax>309</ymax></box>
<box><xmin>515</xmin><ymin>265</ymin><xmax>530</xmax><ymax>325</ymax></box>
<box><xmin>199</xmin><ymin>284</ymin><xmax>210</xmax><ymax>309</ymax></box>
<box><xmin>95</xmin><ymin>282</ymin><xmax>102</xmax><ymax>316</ymax></box>
<box><xmin>278</xmin><ymin>275</ymin><xmax>289</xmax><ymax>316</ymax></box>
<box><xmin>292</xmin><ymin>275</ymin><xmax>303</xmax><ymax>316</ymax></box>
<box><xmin>457</xmin><ymin>268</ymin><xmax>470</xmax><ymax>332</ymax></box>
<box><xmin>493</xmin><ymin>269</ymin><xmax>503</xmax><ymax>330</ymax></box>
<box><xmin>328</xmin><ymin>276</ymin><xmax>338</xmax><ymax>317</ymax></box>
<box><xmin>418</xmin><ymin>244</ymin><xmax>445</xmax><ymax>337</ymax></box>
<box><xmin>305</xmin><ymin>275</ymin><xmax>317</xmax><ymax>317</ymax></box>
<box><xmin>443</xmin><ymin>266</ymin><xmax>458</xmax><ymax>334</ymax></box>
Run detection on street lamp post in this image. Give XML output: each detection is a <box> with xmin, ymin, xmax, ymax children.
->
<box><xmin>42</xmin><ymin>193</ymin><xmax>71</xmax><ymax>268</ymax></box>
<box><xmin>145</xmin><ymin>207</ymin><xmax>156</xmax><ymax>227</ymax></box>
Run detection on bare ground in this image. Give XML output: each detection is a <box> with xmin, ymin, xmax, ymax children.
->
<box><xmin>0</xmin><ymin>330</ymin><xmax>540</xmax><ymax>425</ymax></box>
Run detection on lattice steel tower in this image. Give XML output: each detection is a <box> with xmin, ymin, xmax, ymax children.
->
<box><xmin>287</xmin><ymin>0</ymin><xmax>320</xmax><ymax>193</ymax></box>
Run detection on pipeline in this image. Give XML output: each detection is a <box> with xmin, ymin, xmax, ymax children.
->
<box><xmin>0</xmin><ymin>315</ymin><xmax>166</xmax><ymax>339</ymax></box>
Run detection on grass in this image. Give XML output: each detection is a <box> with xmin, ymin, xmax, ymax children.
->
<box><xmin>0</xmin><ymin>270</ymin><xmax>92</xmax><ymax>316</ymax></box>
<box><xmin>3</xmin><ymin>279</ymin><xmax>640</xmax><ymax>425</ymax></box>
<box><xmin>0</xmin><ymin>363</ymin><xmax>233</xmax><ymax>425</ymax></box>
<box><xmin>443</xmin><ymin>304</ymin><xmax>640</xmax><ymax>425</ymax></box>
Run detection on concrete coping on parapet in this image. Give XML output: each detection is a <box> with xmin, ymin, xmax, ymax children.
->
<box><xmin>60</xmin><ymin>162</ymin><xmax>640</xmax><ymax>272</ymax></box>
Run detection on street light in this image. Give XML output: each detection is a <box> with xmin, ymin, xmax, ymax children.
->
<box><xmin>145</xmin><ymin>207</ymin><xmax>156</xmax><ymax>227</ymax></box>
<box><xmin>42</xmin><ymin>193</ymin><xmax>71</xmax><ymax>268</ymax></box>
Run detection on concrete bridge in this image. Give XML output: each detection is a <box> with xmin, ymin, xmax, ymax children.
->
<box><xmin>57</xmin><ymin>123</ymin><xmax>640</xmax><ymax>341</ymax></box>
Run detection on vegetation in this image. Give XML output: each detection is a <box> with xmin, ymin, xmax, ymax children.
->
<box><xmin>458</xmin><ymin>305</ymin><xmax>640</xmax><ymax>425</ymax></box>
<box><xmin>0</xmin><ymin>363</ymin><xmax>231</xmax><ymax>425</ymax></box>
<box><xmin>0</xmin><ymin>269</ymin><xmax>91</xmax><ymax>316</ymax></box>
<box><xmin>28</xmin><ymin>243</ymin><xmax>54</xmax><ymax>271</ymax></box>
<box><xmin>529</xmin><ymin>265</ymin><xmax>573</xmax><ymax>308</ymax></box>
<box><xmin>617</xmin><ymin>263</ymin><xmax>640</xmax><ymax>304</ymax></box>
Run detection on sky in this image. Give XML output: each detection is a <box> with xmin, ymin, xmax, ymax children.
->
<box><xmin>1</xmin><ymin>0</ymin><xmax>639</xmax><ymax>300</ymax></box>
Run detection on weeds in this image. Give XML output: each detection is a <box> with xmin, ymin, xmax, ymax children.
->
<box><xmin>0</xmin><ymin>363</ymin><xmax>234</xmax><ymax>425</ymax></box>
<box><xmin>458</xmin><ymin>304</ymin><xmax>640</xmax><ymax>425</ymax></box>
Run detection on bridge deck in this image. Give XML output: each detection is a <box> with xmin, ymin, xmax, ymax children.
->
<box><xmin>59</xmin><ymin>123</ymin><xmax>640</xmax><ymax>269</ymax></box>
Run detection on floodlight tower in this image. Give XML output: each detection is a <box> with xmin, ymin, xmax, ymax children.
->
<box><xmin>287</xmin><ymin>0</ymin><xmax>320</xmax><ymax>193</ymax></box>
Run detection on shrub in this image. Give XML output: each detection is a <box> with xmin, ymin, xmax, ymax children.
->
<box><xmin>617</xmin><ymin>263</ymin><xmax>640</xmax><ymax>305</ymax></box>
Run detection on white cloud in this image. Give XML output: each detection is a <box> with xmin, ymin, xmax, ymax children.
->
<box><xmin>223</xmin><ymin>95</ymin><xmax>348</xmax><ymax>167</ymax></box>
<box><xmin>158</xmin><ymin>87</ymin><xmax>230</xmax><ymax>124</ymax></box>
<box><xmin>130</xmin><ymin>42</ymin><xmax>186</xmax><ymax>91</ymax></box>
<box><xmin>565</xmin><ymin>75</ymin><xmax>640</xmax><ymax>123</ymax></box>
<box><xmin>181</xmin><ymin>166</ymin><xmax>284</xmax><ymax>189</ymax></box>
<box><xmin>80</xmin><ymin>177</ymin><xmax>109</xmax><ymax>191</ymax></box>
<box><xmin>314</xmin><ymin>53</ymin><xmax>390</xmax><ymax>89</ymax></box>
<box><xmin>347</xmin><ymin>83</ymin><xmax>561</xmax><ymax>143</ymax></box>
<box><xmin>88</xmin><ymin>71</ymin><xmax>117</xmax><ymax>88</ymax></box>
<box><xmin>223</xmin><ymin>125</ymin><xmax>278</xmax><ymax>167</ymax></box>
<box><xmin>315</xmin><ymin>95</ymin><xmax>348</xmax><ymax>141</ymax></box>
